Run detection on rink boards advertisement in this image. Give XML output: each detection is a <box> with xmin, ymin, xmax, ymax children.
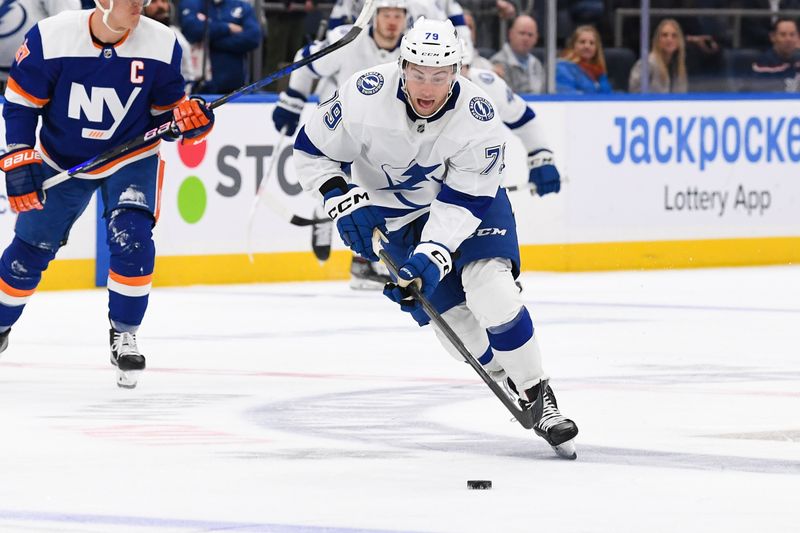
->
<box><xmin>1</xmin><ymin>95</ymin><xmax>799</xmax><ymax>289</ymax></box>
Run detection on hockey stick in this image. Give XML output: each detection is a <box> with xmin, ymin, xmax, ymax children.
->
<box><xmin>504</xmin><ymin>175</ymin><xmax>570</xmax><ymax>194</ymax></box>
<box><xmin>375</xmin><ymin>234</ymin><xmax>539</xmax><ymax>430</ymax></box>
<box><xmin>40</xmin><ymin>0</ymin><xmax>377</xmax><ymax>192</ymax></box>
<box><xmin>246</xmin><ymin>126</ymin><xmax>289</xmax><ymax>263</ymax></box>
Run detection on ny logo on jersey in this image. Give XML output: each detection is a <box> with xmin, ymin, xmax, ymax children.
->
<box><xmin>379</xmin><ymin>161</ymin><xmax>443</xmax><ymax>209</ymax></box>
<box><xmin>67</xmin><ymin>83</ymin><xmax>142</xmax><ymax>140</ymax></box>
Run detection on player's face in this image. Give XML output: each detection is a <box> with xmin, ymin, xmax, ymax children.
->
<box><xmin>404</xmin><ymin>64</ymin><xmax>454</xmax><ymax>116</ymax></box>
<box><xmin>574</xmin><ymin>31</ymin><xmax>597</xmax><ymax>62</ymax></box>
<box><xmin>106</xmin><ymin>0</ymin><xmax>145</xmax><ymax>31</ymax></box>
<box><xmin>374</xmin><ymin>8</ymin><xmax>406</xmax><ymax>42</ymax></box>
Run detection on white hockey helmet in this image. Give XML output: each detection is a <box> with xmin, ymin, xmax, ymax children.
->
<box><xmin>399</xmin><ymin>17</ymin><xmax>462</xmax><ymax>71</ymax></box>
<box><xmin>374</xmin><ymin>0</ymin><xmax>407</xmax><ymax>11</ymax></box>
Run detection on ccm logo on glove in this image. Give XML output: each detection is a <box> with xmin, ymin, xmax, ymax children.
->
<box><xmin>326</xmin><ymin>189</ymin><xmax>371</xmax><ymax>220</ymax></box>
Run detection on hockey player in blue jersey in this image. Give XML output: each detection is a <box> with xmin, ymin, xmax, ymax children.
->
<box><xmin>292</xmin><ymin>18</ymin><xmax>578</xmax><ymax>458</ymax></box>
<box><xmin>0</xmin><ymin>0</ymin><xmax>215</xmax><ymax>388</ymax></box>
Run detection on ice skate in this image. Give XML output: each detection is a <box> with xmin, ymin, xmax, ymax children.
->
<box><xmin>109</xmin><ymin>329</ymin><xmax>146</xmax><ymax>389</ymax></box>
<box><xmin>0</xmin><ymin>328</ymin><xmax>9</xmax><ymax>355</ymax></box>
<box><xmin>311</xmin><ymin>205</ymin><xmax>333</xmax><ymax>262</ymax></box>
<box><xmin>349</xmin><ymin>256</ymin><xmax>391</xmax><ymax>290</ymax></box>
<box><xmin>525</xmin><ymin>381</ymin><xmax>579</xmax><ymax>460</ymax></box>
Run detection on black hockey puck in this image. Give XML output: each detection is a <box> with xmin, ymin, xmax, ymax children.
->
<box><xmin>467</xmin><ymin>480</ymin><xmax>492</xmax><ymax>490</ymax></box>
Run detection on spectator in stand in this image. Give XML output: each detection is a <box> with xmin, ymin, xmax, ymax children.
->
<box><xmin>262</xmin><ymin>1</ymin><xmax>315</xmax><ymax>92</ymax></box>
<box><xmin>459</xmin><ymin>0</ymin><xmax>520</xmax><ymax>50</ymax></box>
<box><xmin>736</xmin><ymin>0</ymin><xmax>800</xmax><ymax>50</ymax></box>
<box><xmin>629</xmin><ymin>18</ymin><xmax>688</xmax><ymax>93</ymax></box>
<box><xmin>463</xmin><ymin>9</ymin><xmax>497</xmax><ymax>70</ymax></box>
<box><xmin>145</xmin><ymin>0</ymin><xmax>199</xmax><ymax>92</ymax></box>
<box><xmin>180</xmin><ymin>0</ymin><xmax>262</xmax><ymax>93</ymax></box>
<box><xmin>556</xmin><ymin>25</ymin><xmax>612</xmax><ymax>94</ymax></box>
<box><xmin>751</xmin><ymin>17</ymin><xmax>800</xmax><ymax>92</ymax></box>
<box><xmin>490</xmin><ymin>14</ymin><xmax>545</xmax><ymax>93</ymax></box>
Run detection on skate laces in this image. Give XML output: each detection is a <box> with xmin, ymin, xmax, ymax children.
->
<box><xmin>112</xmin><ymin>331</ymin><xmax>140</xmax><ymax>357</ymax></box>
<box><xmin>536</xmin><ymin>388</ymin><xmax>568</xmax><ymax>431</ymax></box>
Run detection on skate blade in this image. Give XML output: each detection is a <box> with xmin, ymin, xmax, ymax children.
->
<box><xmin>552</xmin><ymin>439</ymin><xmax>577</xmax><ymax>460</ymax></box>
<box><xmin>116</xmin><ymin>369</ymin><xmax>141</xmax><ymax>389</ymax></box>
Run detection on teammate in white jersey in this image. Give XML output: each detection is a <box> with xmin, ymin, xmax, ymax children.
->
<box><xmin>328</xmin><ymin>0</ymin><xmax>471</xmax><ymax>43</ymax></box>
<box><xmin>0</xmin><ymin>0</ymin><xmax>215</xmax><ymax>388</ymax></box>
<box><xmin>460</xmin><ymin>40</ymin><xmax>561</xmax><ymax>195</ymax></box>
<box><xmin>0</xmin><ymin>0</ymin><xmax>82</xmax><ymax>90</ymax></box>
<box><xmin>273</xmin><ymin>0</ymin><xmax>407</xmax><ymax>289</ymax></box>
<box><xmin>292</xmin><ymin>18</ymin><xmax>578</xmax><ymax>457</ymax></box>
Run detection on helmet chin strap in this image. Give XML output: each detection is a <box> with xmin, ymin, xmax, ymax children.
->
<box><xmin>94</xmin><ymin>0</ymin><xmax>127</xmax><ymax>34</ymax></box>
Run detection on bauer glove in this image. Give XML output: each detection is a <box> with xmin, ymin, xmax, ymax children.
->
<box><xmin>172</xmin><ymin>97</ymin><xmax>215</xmax><ymax>145</ymax></box>
<box><xmin>1</xmin><ymin>147</ymin><xmax>45</xmax><ymax>213</ymax></box>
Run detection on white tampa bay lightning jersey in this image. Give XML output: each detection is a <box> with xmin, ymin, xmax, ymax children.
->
<box><xmin>0</xmin><ymin>0</ymin><xmax>82</xmax><ymax>80</ymax></box>
<box><xmin>467</xmin><ymin>67</ymin><xmax>551</xmax><ymax>155</ymax></box>
<box><xmin>294</xmin><ymin>62</ymin><xmax>508</xmax><ymax>253</ymax></box>
<box><xmin>287</xmin><ymin>24</ymin><xmax>401</xmax><ymax>100</ymax></box>
<box><xmin>3</xmin><ymin>9</ymin><xmax>186</xmax><ymax>177</ymax></box>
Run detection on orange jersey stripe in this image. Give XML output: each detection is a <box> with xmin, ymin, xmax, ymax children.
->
<box><xmin>108</xmin><ymin>271</ymin><xmax>153</xmax><ymax>287</ymax></box>
<box><xmin>154</xmin><ymin>157</ymin><xmax>165</xmax><ymax>222</ymax></box>
<box><xmin>6</xmin><ymin>77</ymin><xmax>50</xmax><ymax>107</ymax></box>
<box><xmin>0</xmin><ymin>277</ymin><xmax>36</xmax><ymax>298</ymax></box>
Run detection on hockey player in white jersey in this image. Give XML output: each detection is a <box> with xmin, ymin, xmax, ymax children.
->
<box><xmin>327</xmin><ymin>0</ymin><xmax>471</xmax><ymax>43</ymax></box>
<box><xmin>292</xmin><ymin>18</ymin><xmax>578</xmax><ymax>458</ymax></box>
<box><xmin>460</xmin><ymin>39</ymin><xmax>561</xmax><ymax>196</ymax></box>
<box><xmin>0</xmin><ymin>0</ymin><xmax>82</xmax><ymax>90</ymax></box>
<box><xmin>273</xmin><ymin>0</ymin><xmax>407</xmax><ymax>289</ymax></box>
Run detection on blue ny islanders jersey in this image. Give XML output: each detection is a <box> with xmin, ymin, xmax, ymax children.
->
<box><xmin>3</xmin><ymin>9</ymin><xmax>186</xmax><ymax>177</ymax></box>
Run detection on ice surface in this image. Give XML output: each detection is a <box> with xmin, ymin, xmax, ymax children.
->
<box><xmin>0</xmin><ymin>266</ymin><xmax>798</xmax><ymax>533</ymax></box>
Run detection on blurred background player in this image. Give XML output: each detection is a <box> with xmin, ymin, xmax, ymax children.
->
<box><xmin>326</xmin><ymin>0</ymin><xmax>472</xmax><ymax>44</ymax></box>
<box><xmin>292</xmin><ymin>18</ymin><xmax>578</xmax><ymax>458</ymax></box>
<box><xmin>272</xmin><ymin>0</ymin><xmax>407</xmax><ymax>289</ymax></box>
<box><xmin>0</xmin><ymin>0</ymin><xmax>215</xmax><ymax>388</ymax></box>
<box><xmin>461</xmin><ymin>39</ymin><xmax>561</xmax><ymax>197</ymax></box>
<box><xmin>0</xmin><ymin>0</ymin><xmax>82</xmax><ymax>92</ymax></box>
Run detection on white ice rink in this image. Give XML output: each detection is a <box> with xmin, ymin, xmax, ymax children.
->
<box><xmin>0</xmin><ymin>266</ymin><xmax>798</xmax><ymax>533</ymax></box>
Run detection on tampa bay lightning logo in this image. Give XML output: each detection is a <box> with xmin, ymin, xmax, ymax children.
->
<box><xmin>478</xmin><ymin>72</ymin><xmax>495</xmax><ymax>85</ymax></box>
<box><xmin>379</xmin><ymin>161</ymin><xmax>443</xmax><ymax>209</ymax></box>
<box><xmin>469</xmin><ymin>97</ymin><xmax>495</xmax><ymax>122</ymax></box>
<box><xmin>0</xmin><ymin>0</ymin><xmax>27</xmax><ymax>39</ymax></box>
<box><xmin>356</xmin><ymin>72</ymin><xmax>384</xmax><ymax>95</ymax></box>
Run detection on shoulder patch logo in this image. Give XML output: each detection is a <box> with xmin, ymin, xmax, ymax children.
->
<box><xmin>469</xmin><ymin>97</ymin><xmax>495</xmax><ymax>122</ymax></box>
<box><xmin>14</xmin><ymin>39</ymin><xmax>30</xmax><ymax>65</ymax></box>
<box><xmin>356</xmin><ymin>71</ymin><xmax>384</xmax><ymax>95</ymax></box>
<box><xmin>478</xmin><ymin>71</ymin><xmax>495</xmax><ymax>85</ymax></box>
